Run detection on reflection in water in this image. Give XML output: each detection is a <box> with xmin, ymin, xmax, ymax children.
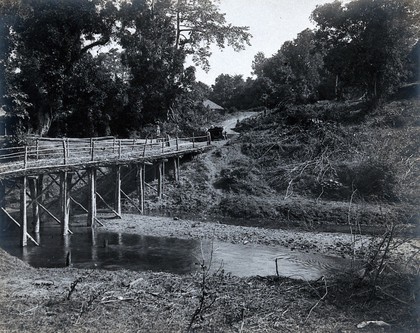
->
<box><xmin>0</xmin><ymin>224</ymin><xmax>353</xmax><ymax>279</ymax></box>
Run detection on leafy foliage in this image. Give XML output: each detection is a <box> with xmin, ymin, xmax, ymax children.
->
<box><xmin>0</xmin><ymin>0</ymin><xmax>251</xmax><ymax>137</ymax></box>
<box><xmin>214</xmin><ymin>0</ymin><xmax>420</xmax><ymax>111</ymax></box>
<box><xmin>210</xmin><ymin>74</ymin><xmax>245</xmax><ymax>109</ymax></box>
<box><xmin>311</xmin><ymin>0</ymin><xmax>420</xmax><ymax>101</ymax></box>
<box><xmin>1</xmin><ymin>0</ymin><xmax>118</xmax><ymax>136</ymax></box>
<box><xmin>172</xmin><ymin>0</ymin><xmax>251</xmax><ymax>71</ymax></box>
<box><xmin>249</xmin><ymin>29</ymin><xmax>326</xmax><ymax>106</ymax></box>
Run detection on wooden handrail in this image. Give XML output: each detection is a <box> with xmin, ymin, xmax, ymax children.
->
<box><xmin>0</xmin><ymin>135</ymin><xmax>211</xmax><ymax>176</ymax></box>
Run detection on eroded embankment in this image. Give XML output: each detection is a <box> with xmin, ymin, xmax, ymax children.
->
<box><xmin>145</xmin><ymin>100</ymin><xmax>419</xmax><ymax>234</ymax></box>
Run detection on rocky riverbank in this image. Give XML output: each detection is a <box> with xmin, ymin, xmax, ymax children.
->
<box><xmin>0</xmin><ymin>214</ymin><xmax>419</xmax><ymax>332</ymax></box>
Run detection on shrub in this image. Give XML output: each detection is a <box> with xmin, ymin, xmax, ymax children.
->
<box><xmin>337</xmin><ymin>160</ymin><xmax>399</xmax><ymax>202</ymax></box>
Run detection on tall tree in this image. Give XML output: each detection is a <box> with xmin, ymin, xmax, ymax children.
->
<box><xmin>312</xmin><ymin>0</ymin><xmax>420</xmax><ymax>101</ymax></box>
<box><xmin>118</xmin><ymin>0</ymin><xmax>252</xmax><ymax>126</ymax></box>
<box><xmin>1</xmin><ymin>0</ymin><xmax>251</xmax><ymax>137</ymax></box>
<box><xmin>280</xmin><ymin>29</ymin><xmax>324</xmax><ymax>102</ymax></box>
<box><xmin>210</xmin><ymin>74</ymin><xmax>245</xmax><ymax>108</ymax></box>
<box><xmin>172</xmin><ymin>0</ymin><xmax>252</xmax><ymax>71</ymax></box>
<box><xmin>119</xmin><ymin>0</ymin><xmax>185</xmax><ymax>126</ymax></box>
<box><xmin>251</xmin><ymin>52</ymin><xmax>267</xmax><ymax>77</ymax></box>
<box><xmin>1</xmin><ymin>0</ymin><xmax>118</xmax><ymax>135</ymax></box>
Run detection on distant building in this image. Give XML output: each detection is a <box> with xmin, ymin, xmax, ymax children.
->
<box><xmin>203</xmin><ymin>99</ymin><xmax>224</xmax><ymax>112</ymax></box>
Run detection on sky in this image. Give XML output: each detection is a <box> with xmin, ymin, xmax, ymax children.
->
<box><xmin>190</xmin><ymin>0</ymin><xmax>334</xmax><ymax>86</ymax></box>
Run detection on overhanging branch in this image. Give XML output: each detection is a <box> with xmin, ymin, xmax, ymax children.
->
<box><xmin>80</xmin><ymin>35</ymin><xmax>111</xmax><ymax>55</ymax></box>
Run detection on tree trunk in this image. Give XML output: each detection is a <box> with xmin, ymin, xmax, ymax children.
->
<box><xmin>37</xmin><ymin>107</ymin><xmax>52</xmax><ymax>136</ymax></box>
<box><xmin>175</xmin><ymin>0</ymin><xmax>181</xmax><ymax>50</ymax></box>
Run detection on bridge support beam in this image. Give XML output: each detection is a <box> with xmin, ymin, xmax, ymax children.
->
<box><xmin>114</xmin><ymin>166</ymin><xmax>122</xmax><ymax>216</ymax></box>
<box><xmin>28</xmin><ymin>176</ymin><xmax>40</xmax><ymax>233</ymax></box>
<box><xmin>20</xmin><ymin>176</ymin><xmax>28</xmax><ymax>247</ymax></box>
<box><xmin>37</xmin><ymin>175</ymin><xmax>43</xmax><ymax>231</ymax></box>
<box><xmin>173</xmin><ymin>157</ymin><xmax>180</xmax><ymax>182</ymax></box>
<box><xmin>87</xmin><ymin>168</ymin><xmax>97</xmax><ymax>227</ymax></box>
<box><xmin>60</xmin><ymin>172</ymin><xmax>72</xmax><ymax>235</ymax></box>
<box><xmin>157</xmin><ymin>161</ymin><xmax>164</xmax><ymax>200</ymax></box>
<box><xmin>137</xmin><ymin>164</ymin><xmax>144</xmax><ymax>213</ymax></box>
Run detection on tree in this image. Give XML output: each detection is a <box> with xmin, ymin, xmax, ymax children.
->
<box><xmin>280</xmin><ymin>29</ymin><xmax>324</xmax><ymax>102</ymax></box>
<box><xmin>1</xmin><ymin>0</ymin><xmax>118</xmax><ymax>135</ymax></box>
<box><xmin>119</xmin><ymin>0</ymin><xmax>186</xmax><ymax>127</ymax></box>
<box><xmin>1</xmin><ymin>0</ymin><xmax>252</xmax><ymax>137</ymax></box>
<box><xmin>210</xmin><ymin>74</ymin><xmax>245</xmax><ymax>109</ymax></box>
<box><xmin>312</xmin><ymin>0</ymin><xmax>420</xmax><ymax>101</ymax></box>
<box><xmin>251</xmin><ymin>30</ymin><xmax>325</xmax><ymax>105</ymax></box>
<box><xmin>48</xmin><ymin>54</ymin><xmax>128</xmax><ymax>138</ymax></box>
<box><xmin>251</xmin><ymin>52</ymin><xmax>267</xmax><ymax>77</ymax></box>
<box><xmin>172</xmin><ymin>0</ymin><xmax>252</xmax><ymax>71</ymax></box>
<box><xmin>407</xmin><ymin>40</ymin><xmax>420</xmax><ymax>83</ymax></box>
<box><xmin>118</xmin><ymin>0</ymin><xmax>252</xmax><ymax>126</ymax></box>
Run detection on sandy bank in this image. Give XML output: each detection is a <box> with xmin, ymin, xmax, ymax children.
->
<box><xmin>103</xmin><ymin>214</ymin><xmax>374</xmax><ymax>258</ymax></box>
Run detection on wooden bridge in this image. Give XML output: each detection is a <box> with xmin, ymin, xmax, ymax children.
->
<box><xmin>0</xmin><ymin>134</ymin><xmax>211</xmax><ymax>247</ymax></box>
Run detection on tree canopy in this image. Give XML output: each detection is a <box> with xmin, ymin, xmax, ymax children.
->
<box><xmin>212</xmin><ymin>0</ymin><xmax>420</xmax><ymax>111</ymax></box>
<box><xmin>249</xmin><ymin>28</ymin><xmax>326</xmax><ymax>105</ymax></box>
<box><xmin>312</xmin><ymin>0</ymin><xmax>420</xmax><ymax>100</ymax></box>
<box><xmin>0</xmin><ymin>0</ymin><xmax>251</xmax><ymax>137</ymax></box>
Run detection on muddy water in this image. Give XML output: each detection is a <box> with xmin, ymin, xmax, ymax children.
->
<box><xmin>0</xmin><ymin>224</ymin><xmax>355</xmax><ymax>280</ymax></box>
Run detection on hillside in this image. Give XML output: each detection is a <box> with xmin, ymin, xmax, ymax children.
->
<box><xmin>151</xmin><ymin>99</ymin><xmax>420</xmax><ymax>234</ymax></box>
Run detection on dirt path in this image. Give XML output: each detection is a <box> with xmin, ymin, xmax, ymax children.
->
<box><xmin>219</xmin><ymin>111</ymin><xmax>258</xmax><ymax>135</ymax></box>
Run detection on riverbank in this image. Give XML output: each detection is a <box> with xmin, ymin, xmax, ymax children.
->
<box><xmin>0</xmin><ymin>214</ymin><xmax>419</xmax><ymax>332</ymax></box>
<box><xmin>104</xmin><ymin>214</ymin><xmax>372</xmax><ymax>257</ymax></box>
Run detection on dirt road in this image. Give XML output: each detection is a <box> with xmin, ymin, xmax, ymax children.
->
<box><xmin>219</xmin><ymin>111</ymin><xmax>258</xmax><ymax>135</ymax></box>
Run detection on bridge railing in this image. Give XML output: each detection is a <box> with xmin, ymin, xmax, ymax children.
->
<box><xmin>0</xmin><ymin>134</ymin><xmax>211</xmax><ymax>175</ymax></box>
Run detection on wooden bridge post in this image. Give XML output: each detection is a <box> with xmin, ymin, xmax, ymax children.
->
<box><xmin>62</xmin><ymin>139</ymin><xmax>67</xmax><ymax>165</ymax></box>
<box><xmin>60</xmin><ymin>172</ymin><xmax>72</xmax><ymax>235</ymax></box>
<box><xmin>28</xmin><ymin>176</ymin><xmax>40</xmax><ymax>233</ymax></box>
<box><xmin>173</xmin><ymin>157</ymin><xmax>179</xmax><ymax>182</ymax></box>
<box><xmin>90</xmin><ymin>139</ymin><xmax>95</xmax><ymax>161</ymax></box>
<box><xmin>91</xmin><ymin>228</ymin><xmax>98</xmax><ymax>261</ymax></box>
<box><xmin>118</xmin><ymin>140</ymin><xmax>122</xmax><ymax>159</ymax></box>
<box><xmin>35</xmin><ymin>139</ymin><xmax>39</xmax><ymax>160</ymax></box>
<box><xmin>36</xmin><ymin>175</ymin><xmax>43</xmax><ymax>232</ymax></box>
<box><xmin>114</xmin><ymin>165</ymin><xmax>122</xmax><ymax>216</ymax></box>
<box><xmin>137</xmin><ymin>164</ymin><xmax>144</xmax><ymax>213</ymax></box>
<box><xmin>20</xmin><ymin>176</ymin><xmax>28</xmax><ymax>247</ymax></box>
<box><xmin>24</xmin><ymin>146</ymin><xmax>28</xmax><ymax>169</ymax></box>
<box><xmin>87</xmin><ymin>168</ymin><xmax>97</xmax><ymax>227</ymax></box>
<box><xmin>157</xmin><ymin>161</ymin><xmax>163</xmax><ymax>199</ymax></box>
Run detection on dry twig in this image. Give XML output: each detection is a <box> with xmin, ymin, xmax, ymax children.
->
<box><xmin>304</xmin><ymin>277</ymin><xmax>328</xmax><ymax>324</ymax></box>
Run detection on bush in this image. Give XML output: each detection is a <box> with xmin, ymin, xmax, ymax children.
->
<box><xmin>214</xmin><ymin>167</ymin><xmax>268</xmax><ymax>196</ymax></box>
<box><xmin>337</xmin><ymin>160</ymin><xmax>399</xmax><ymax>202</ymax></box>
<box><xmin>217</xmin><ymin>195</ymin><xmax>277</xmax><ymax>218</ymax></box>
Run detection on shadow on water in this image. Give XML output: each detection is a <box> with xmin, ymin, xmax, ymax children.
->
<box><xmin>0</xmin><ymin>222</ymin><xmax>357</xmax><ymax>280</ymax></box>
